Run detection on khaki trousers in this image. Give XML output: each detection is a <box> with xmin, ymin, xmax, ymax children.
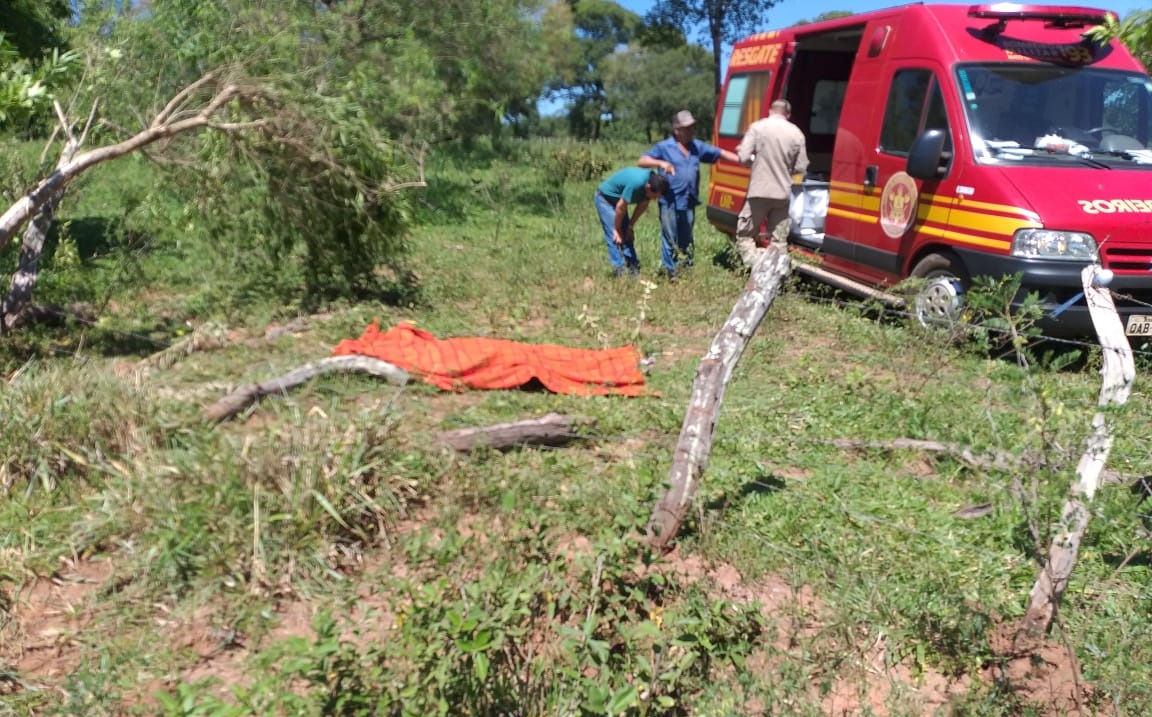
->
<box><xmin>735</xmin><ymin>197</ymin><xmax>790</xmax><ymax>267</ymax></box>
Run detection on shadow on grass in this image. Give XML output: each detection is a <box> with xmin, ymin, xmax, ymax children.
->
<box><xmin>664</xmin><ymin>471</ymin><xmax>787</xmax><ymax>544</ymax></box>
<box><xmin>0</xmin><ymin>323</ymin><xmax>163</xmax><ymax>372</ymax></box>
<box><xmin>710</xmin><ymin>246</ymin><xmax>744</xmax><ymax>273</ymax></box>
<box><xmin>412</xmin><ymin>177</ymin><xmax>474</xmax><ymax>225</ymax></box>
<box><xmin>56</xmin><ymin>216</ymin><xmax>154</xmax><ymax>261</ymax></box>
<box><xmin>704</xmin><ymin>473</ymin><xmax>787</xmax><ymax>513</ymax></box>
<box><xmin>789</xmin><ymin>273</ymin><xmax>1097</xmax><ymax>371</ymax></box>
<box><xmin>509</xmin><ymin>186</ymin><xmax>566</xmax><ymax>217</ymax></box>
<box><xmin>1102</xmin><ymin>548</ymin><xmax>1152</xmax><ymax>570</ymax></box>
<box><xmin>86</xmin><ymin>328</ymin><xmax>170</xmax><ymax>357</ymax></box>
<box><xmin>0</xmin><ymin>216</ymin><xmax>132</xmax><ymax>268</ymax></box>
<box><xmin>301</xmin><ymin>269</ymin><xmax>426</xmax><ymax>313</ymax></box>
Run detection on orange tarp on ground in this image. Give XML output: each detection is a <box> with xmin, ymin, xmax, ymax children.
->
<box><xmin>332</xmin><ymin>321</ymin><xmax>647</xmax><ymax>396</ymax></box>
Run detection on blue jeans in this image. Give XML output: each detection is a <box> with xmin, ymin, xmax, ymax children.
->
<box><xmin>595</xmin><ymin>192</ymin><xmax>639</xmax><ymax>273</ymax></box>
<box><xmin>659</xmin><ymin>204</ymin><xmax>695</xmax><ymax>274</ymax></box>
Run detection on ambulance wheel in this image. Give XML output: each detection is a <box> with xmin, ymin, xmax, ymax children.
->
<box><xmin>911</xmin><ymin>252</ymin><xmax>968</xmax><ymax>330</ymax></box>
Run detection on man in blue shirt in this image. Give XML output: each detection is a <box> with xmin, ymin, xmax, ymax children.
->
<box><xmin>594</xmin><ymin>168</ymin><xmax>669</xmax><ymax>278</ymax></box>
<box><xmin>639</xmin><ymin>110</ymin><xmax>739</xmax><ymax>281</ymax></box>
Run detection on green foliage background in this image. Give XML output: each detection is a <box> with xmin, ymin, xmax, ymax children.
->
<box><xmin>0</xmin><ymin>2</ymin><xmax>1150</xmax><ymax>715</ymax></box>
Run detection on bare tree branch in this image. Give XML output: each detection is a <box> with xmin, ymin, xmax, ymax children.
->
<box><xmin>0</xmin><ymin>72</ymin><xmax>274</xmax><ymax>329</ymax></box>
<box><xmin>0</xmin><ymin>78</ymin><xmax>253</xmax><ymax>249</ymax></box>
<box><xmin>381</xmin><ymin>142</ymin><xmax>428</xmax><ymax>193</ymax></box>
<box><xmin>52</xmin><ymin>100</ymin><xmax>73</xmax><ymax>143</ymax></box>
<box><xmin>202</xmin><ymin>356</ymin><xmax>409</xmax><ymax>423</ymax></box>
<box><xmin>36</xmin><ymin>124</ymin><xmax>61</xmax><ymax>169</ymax></box>
<box><xmin>152</xmin><ymin>69</ymin><xmax>221</xmax><ymax>127</ymax></box>
<box><xmin>76</xmin><ymin>98</ymin><xmax>100</xmax><ymax>148</ymax></box>
<box><xmin>823</xmin><ymin>436</ymin><xmax>1133</xmax><ymax>486</ymax></box>
<box><xmin>438</xmin><ymin>414</ymin><xmax>595</xmax><ymax>452</ymax></box>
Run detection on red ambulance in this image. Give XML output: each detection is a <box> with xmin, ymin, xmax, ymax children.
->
<box><xmin>706</xmin><ymin>3</ymin><xmax>1152</xmax><ymax>337</ymax></box>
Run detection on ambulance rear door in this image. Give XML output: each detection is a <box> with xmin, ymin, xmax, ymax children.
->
<box><xmin>707</xmin><ymin>37</ymin><xmax>789</xmax><ymax>233</ymax></box>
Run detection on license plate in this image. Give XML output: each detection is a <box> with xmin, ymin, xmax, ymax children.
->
<box><xmin>1126</xmin><ymin>315</ymin><xmax>1152</xmax><ymax>336</ymax></box>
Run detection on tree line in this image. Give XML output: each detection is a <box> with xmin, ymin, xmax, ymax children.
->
<box><xmin>4</xmin><ymin>1</ymin><xmax>1149</xmax><ymax>146</ymax></box>
<box><xmin>1</xmin><ymin>0</ymin><xmax>784</xmax><ymax>146</ymax></box>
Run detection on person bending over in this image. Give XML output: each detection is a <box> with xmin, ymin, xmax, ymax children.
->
<box><xmin>593</xmin><ymin>168</ymin><xmax>670</xmax><ymax>277</ymax></box>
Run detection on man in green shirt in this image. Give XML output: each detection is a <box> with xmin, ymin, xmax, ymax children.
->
<box><xmin>594</xmin><ymin>168</ymin><xmax>669</xmax><ymax>277</ymax></box>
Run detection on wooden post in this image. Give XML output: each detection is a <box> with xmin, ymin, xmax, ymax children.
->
<box><xmin>437</xmin><ymin>413</ymin><xmax>594</xmax><ymax>452</ymax></box>
<box><xmin>645</xmin><ymin>247</ymin><xmax>793</xmax><ymax>550</ymax></box>
<box><xmin>1019</xmin><ymin>265</ymin><xmax>1135</xmax><ymax>639</ymax></box>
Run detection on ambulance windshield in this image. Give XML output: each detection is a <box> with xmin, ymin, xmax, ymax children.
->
<box><xmin>957</xmin><ymin>64</ymin><xmax>1152</xmax><ymax>165</ymax></box>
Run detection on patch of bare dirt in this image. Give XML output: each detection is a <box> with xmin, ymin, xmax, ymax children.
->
<box><xmin>1</xmin><ymin>558</ymin><xmax>113</xmax><ymax>685</ymax></box>
<box><xmin>904</xmin><ymin>454</ymin><xmax>941</xmax><ymax>479</ymax></box>
<box><xmin>985</xmin><ymin>623</ymin><xmax>1094</xmax><ymax>715</ymax></box>
<box><xmin>637</xmin><ymin>548</ymin><xmax>1091</xmax><ymax>716</ymax></box>
<box><xmin>809</xmin><ymin>629</ymin><xmax>973</xmax><ymax>717</ymax></box>
<box><xmin>771</xmin><ymin>465</ymin><xmax>813</xmax><ymax>481</ymax></box>
<box><xmin>773</xmin><ymin>329</ymin><xmax>841</xmax><ymax>364</ymax></box>
<box><xmin>637</xmin><ymin>546</ymin><xmax>821</xmax><ymax>638</ymax></box>
<box><xmin>397</xmin><ymin>389</ymin><xmax>490</xmax><ymax>429</ymax></box>
<box><xmin>2</xmin><ymin>526</ymin><xmax>1097</xmax><ymax>716</ymax></box>
<box><xmin>155</xmin><ymin>604</ymin><xmax>249</xmax><ymax>702</ymax></box>
<box><xmin>164</xmin><ymin>554</ymin><xmax>407</xmax><ymax>704</ymax></box>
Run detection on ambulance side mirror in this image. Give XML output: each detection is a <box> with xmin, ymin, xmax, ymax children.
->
<box><xmin>907</xmin><ymin>129</ymin><xmax>949</xmax><ymax>181</ymax></box>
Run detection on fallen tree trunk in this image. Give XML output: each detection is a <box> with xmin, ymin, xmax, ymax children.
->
<box><xmin>1019</xmin><ymin>265</ymin><xmax>1135</xmax><ymax>640</ymax></box>
<box><xmin>3</xmin><ymin>190</ymin><xmax>69</xmax><ymax>332</ymax></box>
<box><xmin>438</xmin><ymin>413</ymin><xmax>594</xmax><ymax>452</ymax></box>
<box><xmin>137</xmin><ymin>318</ymin><xmax>315</xmax><ymax>375</ymax></box>
<box><xmin>203</xmin><ymin>355</ymin><xmax>409</xmax><ymax>422</ymax></box>
<box><xmin>136</xmin><ymin>322</ymin><xmax>228</xmax><ymax>373</ymax></box>
<box><xmin>645</xmin><ymin>247</ymin><xmax>793</xmax><ymax>551</ymax></box>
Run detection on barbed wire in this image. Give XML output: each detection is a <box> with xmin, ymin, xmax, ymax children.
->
<box><xmin>1108</xmin><ymin>289</ymin><xmax>1152</xmax><ymax>312</ymax></box>
<box><xmin>787</xmin><ymin>285</ymin><xmax>1152</xmax><ymax>361</ymax></box>
<box><xmin>521</xmin><ymin>421</ymin><xmax>1152</xmax><ymax>535</ymax></box>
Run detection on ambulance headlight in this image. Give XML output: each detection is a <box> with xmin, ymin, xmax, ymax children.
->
<box><xmin>1011</xmin><ymin>229</ymin><xmax>1098</xmax><ymax>261</ymax></box>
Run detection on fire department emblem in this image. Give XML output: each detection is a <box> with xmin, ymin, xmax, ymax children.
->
<box><xmin>879</xmin><ymin>171</ymin><xmax>919</xmax><ymax>239</ymax></box>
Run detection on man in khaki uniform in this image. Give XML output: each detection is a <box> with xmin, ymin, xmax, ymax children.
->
<box><xmin>734</xmin><ymin>99</ymin><xmax>809</xmax><ymax>267</ymax></box>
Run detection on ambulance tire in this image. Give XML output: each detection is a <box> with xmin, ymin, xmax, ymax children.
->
<box><xmin>910</xmin><ymin>252</ymin><xmax>968</xmax><ymax>331</ymax></box>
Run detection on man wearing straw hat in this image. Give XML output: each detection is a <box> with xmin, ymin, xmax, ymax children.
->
<box><xmin>638</xmin><ymin>110</ymin><xmax>739</xmax><ymax>282</ymax></box>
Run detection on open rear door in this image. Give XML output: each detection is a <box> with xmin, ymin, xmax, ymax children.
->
<box><xmin>773</xmin><ymin>41</ymin><xmax>797</xmax><ymax>104</ymax></box>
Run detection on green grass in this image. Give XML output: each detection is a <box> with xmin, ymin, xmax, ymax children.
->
<box><xmin>1</xmin><ymin>137</ymin><xmax>1151</xmax><ymax>715</ymax></box>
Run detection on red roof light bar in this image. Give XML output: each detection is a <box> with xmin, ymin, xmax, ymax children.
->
<box><xmin>967</xmin><ymin>3</ymin><xmax>1114</xmax><ymax>24</ymax></box>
